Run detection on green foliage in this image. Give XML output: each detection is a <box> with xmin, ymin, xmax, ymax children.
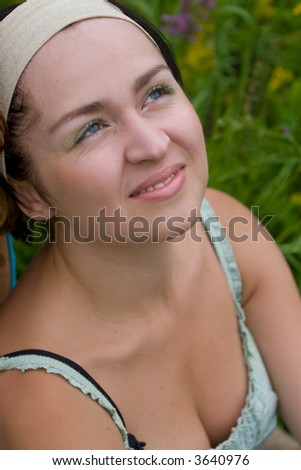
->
<box><xmin>0</xmin><ymin>0</ymin><xmax>22</xmax><ymax>7</ymax></box>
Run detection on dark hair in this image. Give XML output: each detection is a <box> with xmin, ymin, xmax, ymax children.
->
<box><xmin>0</xmin><ymin>1</ymin><xmax>183</xmax><ymax>230</ymax></box>
<box><xmin>109</xmin><ymin>1</ymin><xmax>183</xmax><ymax>87</ymax></box>
<box><xmin>0</xmin><ymin>3</ymin><xmax>33</xmax><ymax>234</ymax></box>
<box><xmin>0</xmin><ymin>4</ymin><xmax>19</xmax><ymax>19</ymax></box>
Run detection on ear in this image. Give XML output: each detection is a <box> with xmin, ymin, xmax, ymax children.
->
<box><xmin>9</xmin><ymin>179</ymin><xmax>50</xmax><ymax>221</ymax></box>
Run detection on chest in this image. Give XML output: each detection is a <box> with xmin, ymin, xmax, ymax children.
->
<box><xmin>89</xmin><ymin>263</ymin><xmax>249</xmax><ymax>449</ymax></box>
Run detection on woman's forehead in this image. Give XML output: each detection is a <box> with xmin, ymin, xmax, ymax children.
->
<box><xmin>28</xmin><ymin>18</ymin><xmax>163</xmax><ymax>73</ymax></box>
<box><xmin>22</xmin><ymin>18</ymin><xmax>166</xmax><ymax>119</ymax></box>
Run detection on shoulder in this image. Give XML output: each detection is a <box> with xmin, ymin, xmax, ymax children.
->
<box><xmin>204</xmin><ymin>187</ymin><xmax>262</xmax><ymax>229</ymax></box>
<box><xmin>204</xmin><ymin>187</ymin><xmax>279</xmax><ymax>304</ymax></box>
<box><xmin>203</xmin><ymin>189</ymin><xmax>301</xmax><ymax>348</ymax></box>
<box><xmin>0</xmin><ymin>367</ymin><xmax>124</xmax><ymax>449</ymax></box>
<box><xmin>204</xmin><ymin>187</ymin><xmax>299</xmax><ymax>307</ymax></box>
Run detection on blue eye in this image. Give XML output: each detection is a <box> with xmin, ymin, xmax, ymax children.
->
<box><xmin>75</xmin><ymin>119</ymin><xmax>104</xmax><ymax>145</ymax></box>
<box><xmin>145</xmin><ymin>84</ymin><xmax>175</xmax><ymax>105</ymax></box>
<box><xmin>148</xmin><ymin>89</ymin><xmax>163</xmax><ymax>102</ymax></box>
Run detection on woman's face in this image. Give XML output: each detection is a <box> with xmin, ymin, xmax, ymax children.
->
<box><xmin>22</xmin><ymin>18</ymin><xmax>208</xmax><ymax>242</ymax></box>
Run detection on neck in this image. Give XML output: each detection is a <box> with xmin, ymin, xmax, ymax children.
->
<box><xmin>43</xmin><ymin>234</ymin><xmax>192</xmax><ymax>322</ymax></box>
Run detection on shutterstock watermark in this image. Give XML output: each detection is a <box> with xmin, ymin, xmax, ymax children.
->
<box><xmin>26</xmin><ymin>206</ymin><xmax>274</xmax><ymax>245</ymax></box>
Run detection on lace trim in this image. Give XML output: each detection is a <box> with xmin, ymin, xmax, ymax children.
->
<box><xmin>0</xmin><ymin>353</ymin><xmax>133</xmax><ymax>450</ymax></box>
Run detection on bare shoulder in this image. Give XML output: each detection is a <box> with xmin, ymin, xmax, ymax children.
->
<box><xmin>205</xmin><ymin>187</ymin><xmax>260</xmax><ymax>226</ymax></box>
<box><xmin>204</xmin><ymin>187</ymin><xmax>288</xmax><ymax>303</ymax></box>
<box><xmin>0</xmin><ymin>368</ymin><xmax>124</xmax><ymax>449</ymax></box>
<box><xmin>204</xmin><ymin>187</ymin><xmax>301</xmax><ymax>354</ymax></box>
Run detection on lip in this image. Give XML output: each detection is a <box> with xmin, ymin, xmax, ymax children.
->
<box><xmin>129</xmin><ymin>164</ymin><xmax>186</xmax><ymax>202</ymax></box>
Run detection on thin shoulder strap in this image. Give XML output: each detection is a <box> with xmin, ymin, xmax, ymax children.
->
<box><xmin>7</xmin><ymin>234</ymin><xmax>17</xmax><ymax>289</ymax></box>
<box><xmin>0</xmin><ymin>349</ymin><xmax>134</xmax><ymax>449</ymax></box>
<box><xmin>201</xmin><ymin>198</ymin><xmax>243</xmax><ymax>307</ymax></box>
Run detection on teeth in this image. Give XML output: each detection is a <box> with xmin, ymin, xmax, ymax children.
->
<box><xmin>153</xmin><ymin>182</ymin><xmax>165</xmax><ymax>189</ymax></box>
<box><xmin>141</xmin><ymin>172</ymin><xmax>177</xmax><ymax>194</ymax></box>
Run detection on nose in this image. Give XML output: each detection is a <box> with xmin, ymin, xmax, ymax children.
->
<box><xmin>123</xmin><ymin>114</ymin><xmax>170</xmax><ymax>164</ymax></box>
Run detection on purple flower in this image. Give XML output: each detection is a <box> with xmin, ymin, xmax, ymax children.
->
<box><xmin>161</xmin><ymin>12</ymin><xmax>200</xmax><ymax>37</ymax></box>
<box><xmin>196</xmin><ymin>0</ymin><xmax>216</xmax><ymax>8</ymax></box>
<box><xmin>161</xmin><ymin>0</ymin><xmax>216</xmax><ymax>40</ymax></box>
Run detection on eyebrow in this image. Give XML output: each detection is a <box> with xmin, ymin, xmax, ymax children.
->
<box><xmin>47</xmin><ymin>64</ymin><xmax>170</xmax><ymax>135</ymax></box>
<box><xmin>47</xmin><ymin>101</ymin><xmax>107</xmax><ymax>135</ymax></box>
<box><xmin>133</xmin><ymin>64</ymin><xmax>170</xmax><ymax>94</ymax></box>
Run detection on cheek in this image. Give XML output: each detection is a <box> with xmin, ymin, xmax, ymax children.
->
<box><xmin>179</xmin><ymin>107</ymin><xmax>208</xmax><ymax>187</ymax></box>
<box><xmin>33</xmin><ymin>152</ymin><xmax>122</xmax><ymax>216</ymax></box>
<box><xmin>188</xmin><ymin>111</ymin><xmax>206</xmax><ymax>150</ymax></box>
<box><xmin>189</xmin><ymin>114</ymin><xmax>208</xmax><ymax>172</ymax></box>
<box><xmin>171</xmin><ymin>100</ymin><xmax>206</xmax><ymax>155</ymax></box>
<box><xmin>178</xmin><ymin>117</ymin><xmax>208</xmax><ymax>180</ymax></box>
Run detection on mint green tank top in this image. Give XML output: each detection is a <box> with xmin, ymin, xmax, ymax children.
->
<box><xmin>0</xmin><ymin>199</ymin><xmax>277</xmax><ymax>449</ymax></box>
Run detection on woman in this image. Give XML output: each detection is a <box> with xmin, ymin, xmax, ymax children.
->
<box><xmin>0</xmin><ymin>0</ymin><xmax>300</xmax><ymax>450</ymax></box>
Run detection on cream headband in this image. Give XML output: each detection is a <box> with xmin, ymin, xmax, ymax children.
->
<box><xmin>0</xmin><ymin>0</ymin><xmax>158</xmax><ymax>178</ymax></box>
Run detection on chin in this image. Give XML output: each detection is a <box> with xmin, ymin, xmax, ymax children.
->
<box><xmin>148</xmin><ymin>199</ymin><xmax>203</xmax><ymax>244</ymax></box>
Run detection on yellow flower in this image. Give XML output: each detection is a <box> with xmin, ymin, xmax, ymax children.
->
<box><xmin>268</xmin><ymin>67</ymin><xmax>294</xmax><ymax>92</ymax></box>
<box><xmin>290</xmin><ymin>193</ymin><xmax>301</xmax><ymax>206</ymax></box>
<box><xmin>293</xmin><ymin>2</ymin><xmax>301</xmax><ymax>15</ymax></box>
<box><xmin>254</xmin><ymin>0</ymin><xmax>275</xmax><ymax>19</ymax></box>
<box><xmin>182</xmin><ymin>27</ymin><xmax>215</xmax><ymax>74</ymax></box>
<box><xmin>185</xmin><ymin>42</ymin><xmax>214</xmax><ymax>72</ymax></box>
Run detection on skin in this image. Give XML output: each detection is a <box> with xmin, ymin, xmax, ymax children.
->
<box><xmin>0</xmin><ymin>18</ymin><xmax>300</xmax><ymax>450</ymax></box>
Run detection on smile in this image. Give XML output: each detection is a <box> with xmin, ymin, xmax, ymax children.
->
<box><xmin>130</xmin><ymin>165</ymin><xmax>186</xmax><ymax>202</ymax></box>
<box><xmin>131</xmin><ymin>172</ymin><xmax>178</xmax><ymax>197</ymax></box>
